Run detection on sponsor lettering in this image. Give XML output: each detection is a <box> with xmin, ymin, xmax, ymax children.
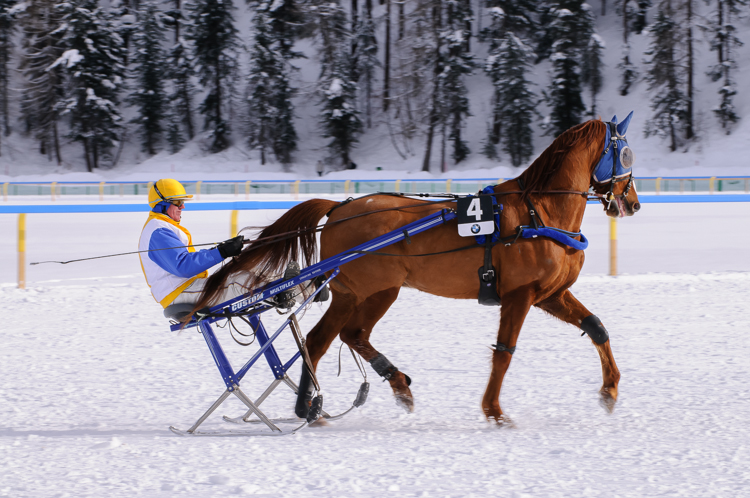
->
<box><xmin>231</xmin><ymin>292</ymin><xmax>264</xmax><ymax>311</ymax></box>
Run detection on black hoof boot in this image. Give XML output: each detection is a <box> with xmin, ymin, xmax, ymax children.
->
<box><xmin>295</xmin><ymin>367</ymin><xmax>315</xmax><ymax>418</ymax></box>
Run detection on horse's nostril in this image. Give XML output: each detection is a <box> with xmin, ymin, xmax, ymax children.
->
<box><xmin>633</xmin><ymin>202</ymin><xmax>641</xmax><ymax>212</ymax></box>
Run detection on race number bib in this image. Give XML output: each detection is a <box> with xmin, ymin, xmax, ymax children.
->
<box><xmin>456</xmin><ymin>196</ymin><xmax>495</xmax><ymax>237</ymax></box>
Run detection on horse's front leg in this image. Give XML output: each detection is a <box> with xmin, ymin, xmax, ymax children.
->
<box><xmin>536</xmin><ymin>289</ymin><xmax>621</xmax><ymax>412</ymax></box>
<box><xmin>482</xmin><ymin>288</ymin><xmax>535</xmax><ymax>424</ymax></box>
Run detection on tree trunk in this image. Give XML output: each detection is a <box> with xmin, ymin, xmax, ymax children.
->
<box><xmin>717</xmin><ymin>0</ymin><xmax>724</xmax><ymax>64</ymax></box>
<box><xmin>602</xmin><ymin>0</ymin><xmax>606</xmax><ymax>16</ymax></box>
<box><xmin>686</xmin><ymin>0</ymin><xmax>694</xmax><ymax>140</ymax></box>
<box><xmin>54</xmin><ymin>122</ymin><xmax>62</xmax><ymax>166</ymax></box>
<box><xmin>440</xmin><ymin>121</ymin><xmax>447</xmax><ymax>173</ymax></box>
<box><xmin>83</xmin><ymin>139</ymin><xmax>92</xmax><ymax>172</ymax></box>
<box><xmin>398</xmin><ymin>1</ymin><xmax>404</xmax><ymax>39</ymax></box>
<box><xmin>383</xmin><ymin>0</ymin><xmax>391</xmax><ymax>112</ymax></box>
<box><xmin>422</xmin><ymin>3</ymin><xmax>443</xmax><ymax>172</ymax></box>
<box><xmin>366</xmin><ymin>0</ymin><xmax>373</xmax><ymax>128</ymax></box>
<box><xmin>175</xmin><ymin>0</ymin><xmax>181</xmax><ymax>43</ymax></box>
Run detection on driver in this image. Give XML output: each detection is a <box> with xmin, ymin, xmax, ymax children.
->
<box><xmin>139</xmin><ymin>179</ymin><xmax>247</xmax><ymax>308</ymax></box>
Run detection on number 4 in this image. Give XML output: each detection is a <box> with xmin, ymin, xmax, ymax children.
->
<box><xmin>467</xmin><ymin>198</ymin><xmax>482</xmax><ymax>221</ymax></box>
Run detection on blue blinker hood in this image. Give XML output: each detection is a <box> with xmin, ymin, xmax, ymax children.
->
<box><xmin>593</xmin><ymin>111</ymin><xmax>635</xmax><ymax>183</ymax></box>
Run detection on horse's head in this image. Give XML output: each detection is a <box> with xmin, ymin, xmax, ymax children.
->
<box><xmin>591</xmin><ymin>112</ymin><xmax>641</xmax><ymax>218</ymax></box>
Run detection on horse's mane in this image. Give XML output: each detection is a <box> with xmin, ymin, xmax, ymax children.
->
<box><xmin>518</xmin><ymin>120</ymin><xmax>605</xmax><ymax>200</ymax></box>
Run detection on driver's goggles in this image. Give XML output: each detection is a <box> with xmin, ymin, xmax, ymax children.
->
<box><xmin>169</xmin><ymin>199</ymin><xmax>185</xmax><ymax>208</ymax></box>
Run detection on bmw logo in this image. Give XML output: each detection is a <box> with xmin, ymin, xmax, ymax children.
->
<box><xmin>471</xmin><ymin>224</ymin><xmax>480</xmax><ymax>234</ymax></box>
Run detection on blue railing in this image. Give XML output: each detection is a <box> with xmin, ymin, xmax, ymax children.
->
<box><xmin>2</xmin><ymin>176</ymin><xmax>750</xmax><ymax>199</ymax></box>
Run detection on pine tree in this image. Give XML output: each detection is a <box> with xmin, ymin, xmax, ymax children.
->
<box><xmin>245</xmin><ymin>0</ymin><xmax>302</xmax><ymax>165</ymax></box>
<box><xmin>17</xmin><ymin>0</ymin><xmax>64</xmax><ymax>163</ymax></box>
<box><xmin>484</xmin><ymin>32</ymin><xmax>535</xmax><ymax>166</ymax></box>
<box><xmin>127</xmin><ymin>1</ymin><xmax>168</xmax><ymax>155</ymax></box>
<box><xmin>581</xmin><ymin>34</ymin><xmax>605</xmax><ymax>117</ymax></box>
<box><xmin>54</xmin><ymin>0</ymin><xmax>127</xmax><ymax>171</ymax></box>
<box><xmin>316</xmin><ymin>2</ymin><xmax>361</xmax><ymax>167</ymax></box>
<box><xmin>707</xmin><ymin>0</ymin><xmax>746</xmax><ymax>131</ymax></box>
<box><xmin>440</xmin><ymin>0</ymin><xmax>474</xmax><ymax>165</ymax></box>
<box><xmin>481</xmin><ymin>0</ymin><xmax>536</xmax><ymax>147</ymax></box>
<box><xmin>187</xmin><ymin>0</ymin><xmax>241</xmax><ymax>152</ymax></box>
<box><xmin>617</xmin><ymin>0</ymin><xmax>638</xmax><ymax>96</ymax></box>
<box><xmin>352</xmin><ymin>9</ymin><xmax>378</xmax><ymax>128</ymax></box>
<box><xmin>644</xmin><ymin>6</ymin><xmax>686</xmax><ymax>151</ymax></box>
<box><xmin>544</xmin><ymin>1</ymin><xmax>590</xmax><ymax>137</ymax></box>
<box><xmin>633</xmin><ymin>0</ymin><xmax>652</xmax><ymax>33</ymax></box>
<box><xmin>165</xmin><ymin>38</ymin><xmax>195</xmax><ymax>144</ymax></box>
<box><xmin>0</xmin><ymin>0</ymin><xmax>16</xmax><ymax>140</ymax></box>
<box><xmin>163</xmin><ymin>0</ymin><xmax>194</xmax><ymax>146</ymax></box>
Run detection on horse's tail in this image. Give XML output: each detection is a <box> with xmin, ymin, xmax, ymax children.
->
<box><xmin>193</xmin><ymin>198</ymin><xmax>339</xmax><ymax>311</ymax></box>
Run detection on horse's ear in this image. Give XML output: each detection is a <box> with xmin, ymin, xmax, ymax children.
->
<box><xmin>617</xmin><ymin>111</ymin><xmax>634</xmax><ymax>136</ymax></box>
<box><xmin>610</xmin><ymin>114</ymin><xmax>618</xmax><ymax>124</ymax></box>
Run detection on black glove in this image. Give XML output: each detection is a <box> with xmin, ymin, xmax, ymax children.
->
<box><xmin>217</xmin><ymin>236</ymin><xmax>244</xmax><ymax>258</ymax></box>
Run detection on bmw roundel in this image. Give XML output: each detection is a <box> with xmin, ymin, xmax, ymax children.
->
<box><xmin>471</xmin><ymin>224</ymin><xmax>481</xmax><ymax>234</ymax></box>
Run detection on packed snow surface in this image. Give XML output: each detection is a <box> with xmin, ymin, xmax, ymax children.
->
<box><xmin>1</xmin><ymin>203</ymin><xmax>750</xmax><ymax>497</ymax></box>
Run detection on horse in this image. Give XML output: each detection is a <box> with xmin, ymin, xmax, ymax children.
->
<box><xmin>194</xmin><ymin>115</ymin><xmax>641</xmax><ymax>424</ymax></box>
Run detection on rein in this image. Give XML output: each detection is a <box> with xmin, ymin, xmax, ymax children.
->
<box><xmin>240</xmin><ymin>188</ymin><xmax>605</xmax><ymax>252</ymax></box>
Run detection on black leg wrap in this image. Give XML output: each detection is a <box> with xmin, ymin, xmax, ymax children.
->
<box><xmin>295</xmin><ymin>366</ymin><xmax>315</xmax><ymax>418</ymax></box>
<box><xmin>492</xmin><ymin>343</ymin><xmax>516</xmax><ymax>354</ymax></box>
<box><xmin>580</xmin><ymin>314</ymin><xmax>609</xmax><ymax>344</ymax></box>
<box><xmin>369</xmin><ymin>353</ymin><xmax>399</xmax><ymax>381</ymax></box>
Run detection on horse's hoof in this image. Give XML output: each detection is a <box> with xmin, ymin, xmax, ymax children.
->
<box><xmin>308</xmin><ymin>417</ymin><xmax>329</xmax><ymax>428</ymax></box>
<box><xmin>494</xmin><ymin>415</ymin><xmax>515</xmax><ymax>428</ymax></box>
<box><xmin>388</xmin><ymin>372</ymin><xmax>414</xmax><ymax>413</ymax></box>
<box><xmin>394</xmin><ymin>393</ymin><xmax>414</xmax><ymax>413</ymax></box>
<box><xmin>484</xmin><ymin>412</ymin><xmax>514</xmax><ymax>427</ymax></box>
<box><xmin>599</xmin><ymin>387</ymin><xmax>618</xmax><ymax>413</ymax></box>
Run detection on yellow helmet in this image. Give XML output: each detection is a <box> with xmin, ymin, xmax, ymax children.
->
<box><xmin>148</xmin><ymin>179</ymin><xmax>193</xmax><ymax>208</ymax></box>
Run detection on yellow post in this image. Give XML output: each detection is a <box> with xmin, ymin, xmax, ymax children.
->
<box><xmin>497</xmin><ymin>178</ymin><xmax>504</xmax><ymax>185</ymax></box>
<box><xmin>655</xmin><ymin>177</ymin><xmax>661</xmax><ymax>195</ymax></box>
<box><xmin>2</xmin><ymin>182</ymin><xmax>7</xmax><ymax>201</ymax></box>
<box><xmin>51</xmin><ymin>181</ymin><xmax>57</xmax><ymax>201</ymax></box>
<box><xmin>230</xmin><ymin>210</ymin><xmax>239</xmax><ymax>237</ymax></box>
<box><xmin>245</xmin><ymin>180</ymin><xmax>252</xmax><ymax>200</ymax></box>
<box><xmin>293</xmin><ymin>179</ymin><xmax>301</xmax><ymax>200</ymax></box>
<box><xmin>195</xmin><ymin>181</ymin><xmax>202</xmax><ymax>200</ymax></box>
<box><xmin>395</xmin><ymin>179</ymin><xmax>401</xmax><ymax>193</ymax></box>
<box><xmin>344</xmin><ymin>179</ymin><xmax>351</xmax><ymax>194</ymax></box>
<box><xmin>709</xmin><ymin>176</ymin><xmax>716</xmax><ymax>194</ymax></box>
<box><xmin>18</xmin><ymin>213</ymin><xmax>26</xmax><ymax>289</ymax></box>
<box><xmin>609</xmin><ymin>217</ymin><xmax>617</xmax><ymax>277</ymax></box>
<box><xmin>446</xmin><ymin>179</ymin><xmax>452</xmax><ymax>193</ymax></box>
<box><xmin>99</xmin><ymin>181</ymin><xmax>105</xmax><ymax>201</ymax></box>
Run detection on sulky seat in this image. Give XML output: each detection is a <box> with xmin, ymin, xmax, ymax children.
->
<box><xmin>163</xmin><ymin>303</ymin><xmax>195</xmax><ymax>321</ymax></box>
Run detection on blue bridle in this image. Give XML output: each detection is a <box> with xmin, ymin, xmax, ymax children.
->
<box><xmin>592</xmin><ymin>112</ymin><xmax>635</xmax><ymax>204</ymax></box>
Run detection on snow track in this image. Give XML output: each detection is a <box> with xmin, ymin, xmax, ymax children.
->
<box><xmin>1</xmin><ymin>270</ymin><xmax>749</xmax><ymax>497</ymax></box>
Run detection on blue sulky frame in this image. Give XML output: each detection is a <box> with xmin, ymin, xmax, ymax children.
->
<box><xmin>168</xmin><ymin>208</ymin><xmax>458</xmax><ymax>436</ymax></box>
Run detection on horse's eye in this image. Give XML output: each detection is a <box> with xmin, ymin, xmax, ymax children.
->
<box><xmin>619</xmin><ymin>146</ymin><xmax>635</xmax><ymax>169</ymax></box>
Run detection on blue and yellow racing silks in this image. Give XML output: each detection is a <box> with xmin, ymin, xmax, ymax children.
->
<box><xmin>138</xmin><ymin>211</ymin><xmax>223</xmax><ymax>308</ymax></box>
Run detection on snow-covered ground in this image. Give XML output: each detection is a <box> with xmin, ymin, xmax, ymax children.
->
<box><xmin>1</xmin><ymin>203</ymin><xmax>750</xmax><ymax>497</ymax></box>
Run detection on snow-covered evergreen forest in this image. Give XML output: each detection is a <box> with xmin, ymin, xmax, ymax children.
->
<box><xmin>2</xmin><ymin>0</ymin><xmax>749</xmax><ymax>175</ymax></box>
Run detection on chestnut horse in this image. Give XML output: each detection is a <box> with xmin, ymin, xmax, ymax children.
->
<box><xmin>195</xmin><ymin>117</ymin><xmax>641</xmax><ymax>423</ymax></box>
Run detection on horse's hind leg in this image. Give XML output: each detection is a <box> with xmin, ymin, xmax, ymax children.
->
<box><xmin>338</xmin><ymin>287</ymin><xmax>415</xmax><ymax>412</ymax></box>
<box><xmin>536</xmin><ymin>289</ymin><xmax>621</xmax><ymax>412</ymax></box>
<box><xmin>295</xmin><ymin>291</ymin><xmax>358</xmax><ymax>418</ymax></box>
